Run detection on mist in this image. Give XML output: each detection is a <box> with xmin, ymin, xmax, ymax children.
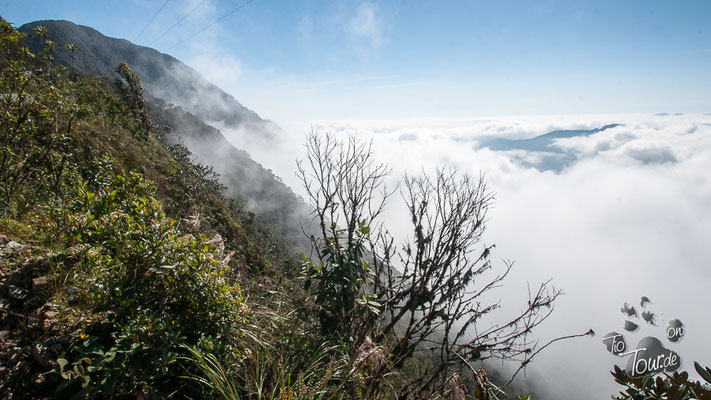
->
<box><xmin>215</xmin><ymin>113</ymin><xmax>711</xmax><ymax>399</ymax></box>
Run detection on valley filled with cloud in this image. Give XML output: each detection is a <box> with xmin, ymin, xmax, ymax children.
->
<box><xmin>224</xmin><ymin>113</ymin><xmax>711</xmax><ymax>398</ymax></box>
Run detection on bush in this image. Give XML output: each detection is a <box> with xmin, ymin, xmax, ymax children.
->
<box><xmin>51</xmin><ymin>164</ymin><xmax>246</xmax><ymax>397</ymax></box>
<box><xmin>611</xmin><ymin>362</ymin><xmax>711</xmax><ymax>400</ymax></box>
<box><xmin>0</xmin><ymin>20</ymin><xmax>77</xmax><ymax>211</ymax></box>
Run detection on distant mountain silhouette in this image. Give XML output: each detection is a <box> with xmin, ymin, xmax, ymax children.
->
<box><xmin>19</xmin><ymin>20</ymin><xmax>275</xmax><ymax>135</ymax></box>
<box><xmin>481</xmin><ymin>124</ymin><xmax>621</xmax><ymax>153</ymax></box>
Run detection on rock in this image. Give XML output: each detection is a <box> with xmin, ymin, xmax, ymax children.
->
<box><xmin>5</xmin><ymin>241</ymin><xmax>22</xmax><ymax>252</ymax></box>
<box><xmin>1</xmin><ymin>240</ymin><xmax>23</xmax><ymax>258</ymax></box>
<box><xmin>7</xmin><ymin>285</ymin><xmax>28</xmax><ymax>300</ymax></box>
<box><xmin>65</xmin><ymin>243</ymin><xmax>87</xmax><ymax>258</ymax></box>
<box><xmin>31</xmin><ymin>276</ymin><xmax>49</xmax><ymax>295</ymax></box>
<box><xmin>66</xmin><ymin>286</ymin><xmax>81</xmax><ymax>305</ymax></box>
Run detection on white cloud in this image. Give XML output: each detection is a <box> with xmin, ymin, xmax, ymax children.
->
<box><xmin>346</xmin><ymin>2</ymin><xmax>384</xmax><ymax>48</ymax></box>
<box><xmin>278</xmin><ymin>113</ymin><xmax>711</xmax><ymax>399</ymax></box>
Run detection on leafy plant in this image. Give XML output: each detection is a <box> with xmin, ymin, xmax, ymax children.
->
<box><xmin>49</xmin><ymin>164</ymin><xmax>247</xmax><ymax>397</ymax></box>
<box><xmin>0</xmin><ymin>19</ymin><xmax>76</xmax><ymax>211</ymax></box>
<box><xmin>611</xmin><ymin>363</ymin><xmax>711</xmax><ymax>400</ymax></box>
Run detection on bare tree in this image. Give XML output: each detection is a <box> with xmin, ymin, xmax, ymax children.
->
<box><xmin>297</xmin><ymin>130</ymin><xmax>588</xmax><ymax>397</ymax></box>
<box><xmin>297</xmin><ymin>131</ymin><xmax>392</xmax><ymax>338</ymax></box>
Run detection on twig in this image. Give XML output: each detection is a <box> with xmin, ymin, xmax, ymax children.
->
<box><xmin>0</xmin><ymin>308</ymin><xmax>40</xmax><ymax>321</ymax></box>
<box><xmin>502</xmin><ymin>329</ymin><xmax>595</xmax><ymax>389</ymax></box>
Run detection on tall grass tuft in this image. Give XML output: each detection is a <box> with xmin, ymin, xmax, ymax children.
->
<box><xmin>181</xmin><ymin>345</ymin><xmax>242</xmax><ymax>400</ymax></box>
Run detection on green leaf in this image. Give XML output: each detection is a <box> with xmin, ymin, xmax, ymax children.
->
<box><xmin>695</xmin><ymin>362</ymin><xmax>711</xmax><ymax>384</ymax></box>
<box><xmin>57</xmin><ymin>358</ymin><xmax>69</xmax><ymax>373</ymax></box>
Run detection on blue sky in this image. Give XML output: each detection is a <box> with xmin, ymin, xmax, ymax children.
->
<box><xmin>2</xmin><ymin>0</ymin><xmax>710</xmax><ymax>121</ymax></box>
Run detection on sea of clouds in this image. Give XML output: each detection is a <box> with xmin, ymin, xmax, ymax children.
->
<box><xmin>222</xmin><ymin>113</ymin><xmax>711</xmax><ymax>399</ymax></box>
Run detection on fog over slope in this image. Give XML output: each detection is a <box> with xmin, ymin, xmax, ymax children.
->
<box><xmin>19</xmin><ymin>19</ymin><xmax>314</xmax><ymax>251</ymax></box>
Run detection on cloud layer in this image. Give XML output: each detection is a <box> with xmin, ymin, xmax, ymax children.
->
<box><xmin>241</xmin><ymin>113</ymin><xmax>711</xmax><ymax>399</ymax></box>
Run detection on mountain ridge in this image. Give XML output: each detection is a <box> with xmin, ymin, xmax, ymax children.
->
<box><xmin>18</xmin><ymin>19</ymin><xmax>276</xmax><ymax>136</ymax></box>
<box><xmin>481</xmin><ymin>123</ymin><xmax>621</xmax><ymax>153</ymax></box>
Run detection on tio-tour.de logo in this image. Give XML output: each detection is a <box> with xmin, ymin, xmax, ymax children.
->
<box><xmin>602</xmin><ymin>296</ymin><xmax>685</xmax><ymax>378</ymax></box>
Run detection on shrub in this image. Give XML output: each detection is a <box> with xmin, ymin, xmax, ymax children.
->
<box><xmin>52</xmin><ymin>164</ymin><xmax>246</xmax><ymax>397</ymax></box>
<box><xmin>0</xmin><ymin>20</ymin><xmax>76</xmax><ymax>211</ymax></box>
<box><xmin>611</xmin><ymin>362</ymin><xmax>711</xmax><ymax>400</ymax></box>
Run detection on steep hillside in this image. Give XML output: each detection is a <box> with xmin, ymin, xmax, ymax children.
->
<box><xmin>148</xmin><ymin>96</ymin><xmax>313</xmax><ymax>250</ymax></box>
<box><xmin>0</xmin><ymin>20</ymin><xmax>309</xmax><ymax>397</ymax></box>
<box><xmin>18</xmin><ymin>19</ymin><xmax>313</xmax><ymax>251</ymax></box>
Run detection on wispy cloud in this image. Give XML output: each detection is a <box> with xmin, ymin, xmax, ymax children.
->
<box><xmin>282</xmin><ymin>74</ymin><xmax>401</xmax><ymax>92</ymax></box>
<box><xmin>298</xmin><ymin>14</ymin><xmax>314</xmax><ymax>45</ymax></box>
<box><xmin>346</xmin><ymin>2</ymin><xmax>384</xmax><ymax>48</ymax></box>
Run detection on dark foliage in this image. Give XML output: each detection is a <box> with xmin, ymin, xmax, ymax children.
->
<box><xmin>611</xmin><ymin>363</ymin><xmax>711</xmax><ymax>400</ymax></box>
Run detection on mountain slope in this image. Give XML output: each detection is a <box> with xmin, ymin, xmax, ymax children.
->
<box><xmin>18</xmin><ymin>19</ymin><xmax>275</xmax><ymax>135</ymax></box>
<box><xmin>0</xmin><ymin>20</ymin><xmax>312</xmax><ymax>395</ymax></box>
<box><xmin>19</xmin><ymin>19</ymin><xmax>312</xmax><ymax>250</ymax></box>
<box><xmin>148</xmin><ymin>96</ymin><xmax>313</xmax><ymax>250</ymax></box>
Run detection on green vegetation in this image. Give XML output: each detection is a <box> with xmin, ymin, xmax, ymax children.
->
<box><xmin>0</xmin><ymin>20</ymin><xmax>308</xmax><ymax>398</ymax></box>
<box><xmin>50</xmin><ymin>166</ymin><xmax>247</xmax><ymax>396</ymax></box>
<box><xmin>0</xmin><ymin>22</ymin><xmax>74</xmax><ymax>210</ymax></box>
